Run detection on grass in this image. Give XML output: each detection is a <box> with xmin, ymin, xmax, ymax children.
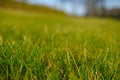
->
<box><xmin>0</xmin><ymin>0</ymin><xmax>66</xmax><ymax>15</ymax></box>
<box><xmin>0</xmin><ymin>8</ymin><xmax>120</xmax><ymax>80</ymax></box>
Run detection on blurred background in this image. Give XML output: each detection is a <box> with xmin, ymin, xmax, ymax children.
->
<box><xmin>0</xmin><ymin>0</ymin><xmax>120</xmax><ymax>18</ymax></box>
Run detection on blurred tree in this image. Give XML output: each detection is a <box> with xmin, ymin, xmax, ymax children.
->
<box><xmin>85</xmin><ymin>0</ymin><xmax>105</xmax><ymax>16</ymax></box>
<box><xmin>96</xmin><ymin>0</ymin><xmax>105</xmax><ymax>16</ymax></box>
<box><xmin>58</xmin><ymin>0</ymin><xmax>105</xmax><ymax>16</ymax></box>
<box><xmin>20</xmin><ymin>0</ymin><xmax>27</xmax><ymax>3</ymax></box>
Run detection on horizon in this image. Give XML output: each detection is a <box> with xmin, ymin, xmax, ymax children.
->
<box><xmin>27</xmin><ymin>0</ymin><xmax>120</xmax><ymax>16</ymax></box>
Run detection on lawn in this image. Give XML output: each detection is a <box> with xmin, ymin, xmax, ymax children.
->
<box><xmin>0</xmin><ymin>9</ymin><xmax>120</xmax><ymax>80</ymax></box>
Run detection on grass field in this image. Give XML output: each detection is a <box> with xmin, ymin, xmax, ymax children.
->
<box><xmin>0</xmin><ymin>9</ymin><xmax>120</xmax><ymax>80</ymax></box>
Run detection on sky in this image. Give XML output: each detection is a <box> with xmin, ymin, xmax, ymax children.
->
<box><xmin>27</xmin><ymin>0</ymin><xmax>120</xmax><ymax>16</ymax></box>
<box><xmin>105</xmin><ymin>0</ymin><xmax>120</xmax><ymax>9</ymax></box>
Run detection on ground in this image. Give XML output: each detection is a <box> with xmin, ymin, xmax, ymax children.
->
<box><xmin>0</xmin><ymin>8</ymin><xmax>120</xmax><ymax>80</ymax></box>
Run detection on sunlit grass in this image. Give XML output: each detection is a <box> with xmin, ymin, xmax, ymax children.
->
<box><xmin>0</xmin><ymin>9</ymin><xmax>120</xmax><ymax>80</ymax></box>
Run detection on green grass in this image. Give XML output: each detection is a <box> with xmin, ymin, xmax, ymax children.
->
<box><xmin>0</xmin><ymin>0</ymin><xmax>66</xmax><ymax>15</ymax></box>
<box><xmin>0</xmin><ymin>9</ymin><xmax>120</xmax><ymax>80</ymax></box>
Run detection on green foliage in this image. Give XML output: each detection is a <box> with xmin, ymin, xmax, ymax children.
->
<box><xmin>0</xmin><ymin>9</ymin><xmax>120</xmax><ymax>80</ymax></box>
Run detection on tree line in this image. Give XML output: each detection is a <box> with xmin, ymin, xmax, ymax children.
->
<box><xmin>59</xmin><ymin>0</ymin><xmax>120</xmax><ymax>18</ymax></box>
